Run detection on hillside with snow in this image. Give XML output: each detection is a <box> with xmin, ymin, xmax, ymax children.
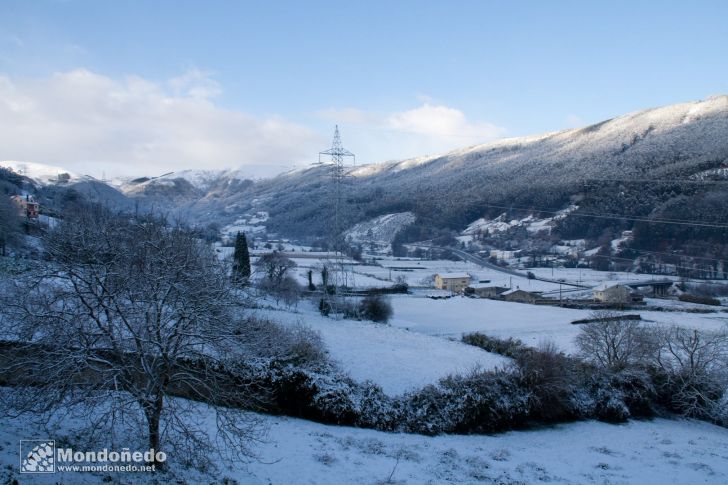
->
<box><xmin>216</xmin><ymin>95</ymin><xmax>728</xmax><ymax>251</ymax></box>
<box><xmin>4</xmin><ymin>95</ymin><xmax>728</xmax><ymax>260</ymax></box>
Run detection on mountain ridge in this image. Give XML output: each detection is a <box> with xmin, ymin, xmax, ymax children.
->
<box><xmin>3</xmin><ymin>95</ymin><xmax>728</xmax><ymax>256</ymax></box>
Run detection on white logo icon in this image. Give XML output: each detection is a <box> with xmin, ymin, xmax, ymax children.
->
<box><xmin>20</xmin><ymin>440</ymin><xmax>55</xmax><ymax>473</ymax></box>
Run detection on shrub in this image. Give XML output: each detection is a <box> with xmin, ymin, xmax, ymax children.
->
<box><xmin>678</xmin><ymin>294</ymin><xmax>721</xmax><ymax>306</ymax></box>
<box><xmin>401</xmin><ymin>369</ymin><xmax>531</xmax><ymax>435</ymax></box>
<box><xmin>515</xmin><ymin>341</ymin><xmax>579</xmax><ymax>422</ymax></box>
<box><xmin>358</xmin><ymin>295</ymin><xmax>393</xmax><ymax>323</ymax></box>
<box><xmin>234</xmin><ymin>317</ymin><xmax>326</xmax><ymax>365</ymax></box>
<box><xmin>573</xmin><ymin>369</ymin><xmax>655</xmax><ymax>423</ymax></box>
<box><xmin>318</xmin><ymin>298</ymin><xmax>332</xmax><ymax>316</ymax></box>
<box><xmin>462</xmin><ymin>332</ymin><xmax>527</xmax><ymax>358</ymax></box>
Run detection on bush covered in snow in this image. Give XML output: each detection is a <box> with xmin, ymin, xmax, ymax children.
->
<box><xmin>462</xmin><ymin>333</ymin><xmax>527</xmax><ymax>358</ymax></box>
<box><xmin>402</xmin><ymin>370</ymin><xmax>532</xmax><ymax>435</ymax></box>
<box><xmin>358</xmin><ymin>295</ymin><xmax>393</xmax><ymax>323</ymax></box>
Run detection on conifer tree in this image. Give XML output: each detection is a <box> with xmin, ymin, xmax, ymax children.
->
<box><xmin>233</xmin><ymin>232</ymin><xmax>251</xmax><ymax>284</ymax></box>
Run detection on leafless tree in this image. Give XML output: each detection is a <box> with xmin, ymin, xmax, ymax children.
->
<box><xmin>258</xmin><ymin>274</ymin><xmax>302</xmax><ymax>307</ymax></box>
<box><xmin>0</xmin><ymin>208</ymin><xmax>265</xmax><ymax>469</ymax></box>
<box><xmin>653</xmin><ymin>325</ymin><xmax>728</xmax><ymax>418</ymax></box>
<box><xmin>575</xmin><ymin>311</ymin><xmax>658</xmax><ymax>370</ymax></box>
<box><xmin>256</xmin><ymin>251</ymin><xmax>296</xmax><ymax>285</ymax></box>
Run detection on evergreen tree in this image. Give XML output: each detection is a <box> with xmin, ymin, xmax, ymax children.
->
<box><xmin>232</xmin><ymin>232</ymin><xmax>251</xmax><ymax>284</ymax></box>
<box><xmin>307</xmin><ymin>269</ymin><xmax>315</xmax><ymax>291</ymax></box>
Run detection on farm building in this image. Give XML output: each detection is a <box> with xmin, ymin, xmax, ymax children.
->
<box><xmin>434</xmin><ymin>273</ymin><xmax>471</xmax><ymax>293</ymax></box>
<box><xmin>593</xmin><ymin>284</ymin><xmax>632</xmax><ymax>304</ymax></box>
<box><xmin>501</xmin><ymin>289</ymin><xmax>540</xmax><ymax>304</ymax></box>
<box><xmin>467</xmin><ymin>285</ymin><xmax>509</xmax><ymax>299</ymax></box>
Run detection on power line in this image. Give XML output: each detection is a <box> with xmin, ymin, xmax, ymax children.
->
<box><xmin>614</xmin><ymin>247</ymin><xmax>728</xmax><ymax>264</ymax></box>
<box><xmin>584</xmin><ymin>177</ymin><xmax>728</xmax><ymax>185</ymax></box>
<box><xmin>476</xmin><ymin>203</ymin><xmax>728</xmax><ymax>229</ymax></box>
<box><xmin>585</xmin><ymin>253</ymin><xmax>728</xmax><ymax>285</ymax></box>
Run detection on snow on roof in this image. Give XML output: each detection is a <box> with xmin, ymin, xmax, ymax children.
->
<box><xmin>593</xmin><ymin>283</ymin><xmax>628</xmax><ymax>292</ymax></box>
<box><xmin>437</xmin><ymin>273</ymin><xmax>470</xmax><ymax>279</ymax></box>
<box><xmin>501</xmin><ymin>288</ymin><xmax>540</xmax><ymax>296</ymax></box>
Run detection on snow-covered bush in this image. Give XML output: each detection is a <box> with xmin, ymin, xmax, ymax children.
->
<box><xmin>401</xmin><ymin>370</ymin><xmax>531</xmax><ymax>435</ymax></box>
<box><xmin>234</xmin><ymin>317</ymin><xmax>326</xmax><ymax>365</ymax></box>
<box><xmin>358</xmin><ymin>295</ymin><xmax>393</xmax><ymax>323</ymax></box>
<box><xmin>575</xmin><ymin>369</ymin><xmax>655</xmax><ymax>423</ymax></box>
<box><xmin>515</xmin><ymin>341</ymin><xmax>580</xmax><ymax>422</ymax></box>
<box><xmin>462</xmin><ymin>332</ymin><xmax>527</xmax><ymax>358</ymax></box>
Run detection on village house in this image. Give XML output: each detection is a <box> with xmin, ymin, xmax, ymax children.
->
<box><xmin>10</xmin><ymin>195</ymin><xmax>39</xmax><ymax>220</ymax></box>
<box><xmin>434</xmin><ymin>273</ymin><xmax>471</xmax><ymax>293</ymax></box>
<box><xmin>467</xmin><ymin>285</ymin><xmax>509</xmax><ymax>299</ymax></box>
<box><xmin>593</xmin><ymin>284</ymin><xmax>632</xmax><ymax>304</ymax></box>
<box><xmin>501</xmin><ymin>288</ymin><xmax>540</xmax><ymax>304</ymax></box>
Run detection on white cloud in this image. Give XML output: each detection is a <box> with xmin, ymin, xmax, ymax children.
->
<box><xmin>0</xmin><ymin>69</ymin><xmax>323</xmax><ymax>178</ymax></box>
<box><xmin>317</xmin><ymin>102</ymin><xmax>505</xmax><ymax>163</ymax></box>
<box><xmin>386</xmin><ymin>103</ymin><xmax>504</xmax><ymax>140</ymax></box>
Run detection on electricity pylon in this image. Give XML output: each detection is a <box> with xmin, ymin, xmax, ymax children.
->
<box><xmin>317</xmin><ymin>125</ymin><xmax>356</xmax><ymax>313</ymax></box>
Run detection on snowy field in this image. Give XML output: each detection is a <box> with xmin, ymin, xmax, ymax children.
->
<box><xmin>390</xmin><ymin>294</ymin><xmax>728</xmax><ymax>352</ymax></box>
<box><xmin>352</xmin><ymin>257</ymin><xmax>567</xmax><ymax>292</ymax></box>
<box><xmin>254</xmin><ymin>302</ymin><xmax>509</xmax><ymax>395</ymax></box>
<box><xmin>3</xmin><ymin>400</ymin><xmax>727</xmax><ymax>485</ymax></box>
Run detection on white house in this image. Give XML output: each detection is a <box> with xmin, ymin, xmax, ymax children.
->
<box><xmin>434</xmin><ymin>273</ymin><xmax>471</xmax><ymax>293</ymax></box>
<box><xmin>594</xmin><ymin>284</ymin><xmax>631</xmax><ymax>304</ymax></box>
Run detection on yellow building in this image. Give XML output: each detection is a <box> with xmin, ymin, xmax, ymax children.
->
<box><xmin>434</xmin><ymin>273</ymin><xmax>471</xmax><ymax>293</ymax></box>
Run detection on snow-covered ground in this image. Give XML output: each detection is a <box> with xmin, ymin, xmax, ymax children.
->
<box><xmin>344</xmin><ymin>212</ymin><xmax>416</xmax><ymax>254</ymax></box>
<box><xmin>238</xmin><ymin>415</ymin><xmax>728</xmax><ymax>485</ymax></box>
<box><xmin>254</xmin><ymin>302</ymin><xmax>509</xmax><ymax>395</ymax></box>
<box><xmin>390</xmin><ymin>294</ymin><xmax>728</xmax><ymax>352</ymax></box>
<box><xmin>353</xmin><ymin>257</ymin><xmax>565</xmax><ymax>292</ymax></box>
<box><xmin>3</xmin><ymin>400</ymin><xmax>727</xmax><ymax>484</ymax></box>
<box><xmin>462</xmin><ymin>205</ymin><xmax>578</xmax><ymax>239</ymax></box>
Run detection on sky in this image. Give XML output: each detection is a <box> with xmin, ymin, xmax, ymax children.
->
<box><xmin>1</xmin><ymin>0</ymin><xmax>727</xmax><ymax>178</ymax></box>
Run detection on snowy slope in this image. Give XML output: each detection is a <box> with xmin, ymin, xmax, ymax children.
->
<box><xmin>389</xmin><ymin>294</ymin><xmax>728</xmax><ymax>351</ymax></box>
<box><xmin>254</xmin><ymin>302</ymin><xmax>509</xmax><ymax>395</ymax></box>
<box><xmin>344</xmin><ymin>212</ymin><xmax>416</xmax><ymax>253</ymax></box>
<box><xmin>2</xmin><ymin>398</ymin><xmax>727</xmax><ymax>484</ymax></box>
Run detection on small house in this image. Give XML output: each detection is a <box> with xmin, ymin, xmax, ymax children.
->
<box><xmin>467</xmin><ymin>285</ymin><xmax>509</xmax><ymax>299</ymax></box>
<box><xmin>434</xmin><ymin>273</ymin><xmax>471</xmax><ymax>293</ymax></box>
<box><xmin>593</xmin><ymin>284</ymin><xmax>631</xmax><ymax>304</ymax></box>
<box><xmin>10</xmin><ymin>195</ymin><xmax>39</xmax><ymax>219</ymax></box>
<box><xmin>501</xmin><ymin>289</ymin><xmax>540</xmax><ymax>304</ymax></box>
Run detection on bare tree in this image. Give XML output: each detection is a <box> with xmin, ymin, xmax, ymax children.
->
<box><xmin>0</xmin><ymin>208</ymin><xmax>264</xmax><ymax>469</ymax></box>
<box><xmin>653</xmin><ymin>325</ymin><xmax>728</xmax><ymax>418</ymax></box>
<box><xmin>575</xmin><ymin>311</ymin><xmax>658</xmax><ymax>370</ymax></box>
<box><xmin>256</xmin><ymin>251</ymin><xmax>296</xmax><ymax>286</ymax></box>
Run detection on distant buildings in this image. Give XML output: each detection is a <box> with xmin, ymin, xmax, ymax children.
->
<box><xmin>434</xmin><ymin>273</ymin><xmax>471</xmax><ymax>293</ymax></box>
<box><xmin>10</xmin><ymin>195</ymin><xmax>39</xmax><ymax>220</ymax></box>
<box><xmin>501</xmin><ymin>289</ymin><xmax>540</xmax><ymax>304</ymax></box>
<box><xmin>467</xmin><ymin>285</ymin><xmax>509</xmax><ymax>298</ymax></box>
<box><xmin>593</xmin><ymin>284</ymin><xmax>631</xmax><ymax>304</ymax></box>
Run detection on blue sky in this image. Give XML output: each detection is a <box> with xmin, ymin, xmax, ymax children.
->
<box><xmin>1</xmin><ymin>0</ymin><xmax>727</xmax><ymax>177</ymax></box>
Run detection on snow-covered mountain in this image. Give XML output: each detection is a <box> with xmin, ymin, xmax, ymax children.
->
<box><xmin>4</xmin><ymin>95</ymin><xmax>728</xmax><ymax>255</ymax></box>
<box><xmin>0</xmin><ymin>160</ymin><xmax>85</xmax><ymax>185</ymax></box>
